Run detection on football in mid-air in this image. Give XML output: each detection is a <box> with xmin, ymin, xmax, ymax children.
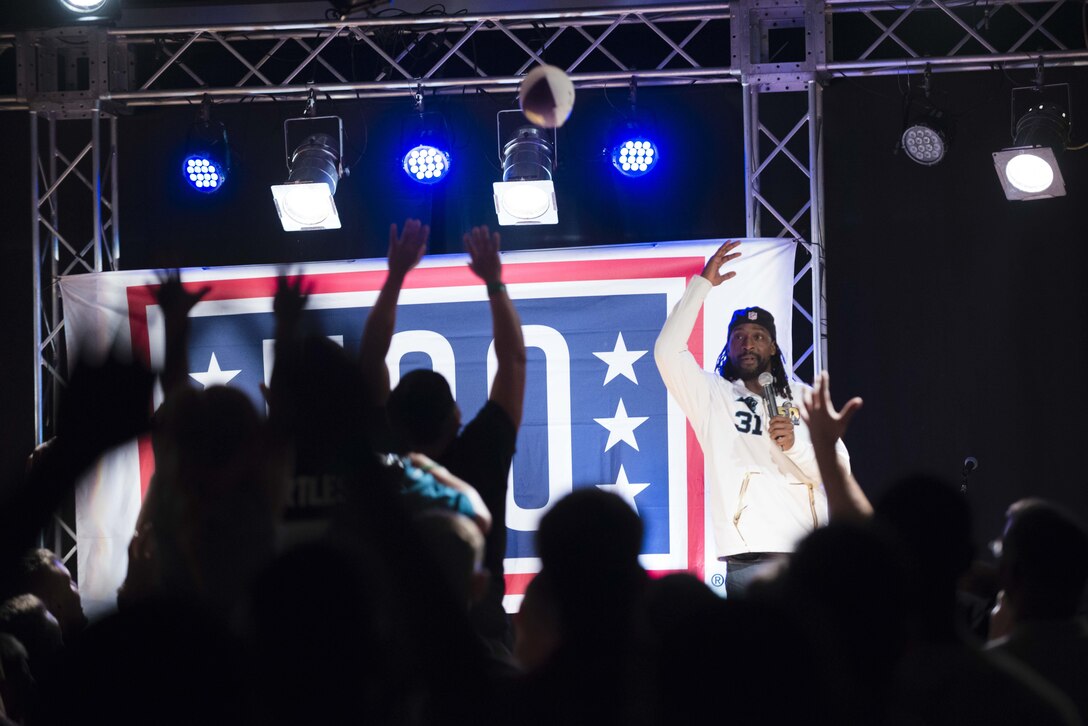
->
<box><xmin>518</xmin><ymin>64</ymin><xmax>576</xmax><ymax>129</ymax></box>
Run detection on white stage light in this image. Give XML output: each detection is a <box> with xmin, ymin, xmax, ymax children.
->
<box><xmin>271</xmin><ymin>109</ymin><xmax>345</xmax><ymax>231</ymax></box>
<box><xmin>270</xmin><ymin>182</ymin><xmax>341</xmax><ymax>231</ymax></box>
<box><xmin>993</xmin><ymin>101</ymin><xmax>1069</xmax><ymax>201</ymax></box>
<box><xmin>58</xmin><ymin>0</ymin><xmax>109</xmax><ymax>13</ymax></box>
<box><xmin>493</xmin><ymin>125</ymin><xmax>558</xmax><ymax>226</ymax></box>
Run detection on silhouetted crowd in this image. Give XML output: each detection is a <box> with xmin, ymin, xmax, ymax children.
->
<box><xmin>0</xmin><ymin>222</ymin><xmax>1086</xmax><ymax>726</ymax></box>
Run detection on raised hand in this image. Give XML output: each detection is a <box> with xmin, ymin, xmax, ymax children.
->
<box><xmin>155</xmin><ymin>269</ymin><xmax>211</xmax><ymax>324</ymax></box>
<box><xmin>801</xmin><ymin>371</ymin><xmax>872</xmax><ymax>520</ymax></box>
<box><xmin>801</xmin><ymin>371</ymin><xmax>863</xmax><ymax>449</ymax></box>
<box><xmin>388</xmin><ymin>218</ymin><xmax>429</xmax><ymax>279</ymax></box>
<box><xmin>273</xmin><ymin>273</ymin><xmax>310</xmax><ymax>330</ymax></box>
<box><xmin>700</xmin><ymin>240</ymin><xmax>742</xmax><ymax>286</ymax></box>
<box><xmin>464</xmin><ymin>225</ymin><xmax>502</xmax><ymax>285</ymax></box>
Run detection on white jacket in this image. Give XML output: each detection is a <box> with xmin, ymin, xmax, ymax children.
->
<box><xmin>654</xmin><ymin>275</ymin><xmax>851</xmax><ymax>558</ymax></box>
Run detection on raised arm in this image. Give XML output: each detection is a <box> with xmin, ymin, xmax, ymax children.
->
<box><xmin>155</xmin><ymin>270</ymin><xmax>210</xmax><ymax>401</ymax></box>
<box><xmin>800</xmin><ymin>371</ymin><xmax>872</xmax><ymax>521</ymax></box>
<box><xmin>359</xmin><ymin>219</ymin><xmax>429</xmax><ymax>407</ymax></box>
<box><xmin>3</xmin><ymin>353</ymin><xmax>154</xmax><ymax>579</ymax></box>
<box><xmin>654</xmin><ymin>241</ymin><xmax>742</xmax><ymax>422</ymax></box>
<box><xmin>465</xmin><ymin>225</ymin><xmax>526</xmax><ymax>429</ymax></box>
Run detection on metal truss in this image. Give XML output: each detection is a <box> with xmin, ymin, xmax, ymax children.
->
<box><xmin>102</xmin><ymin>3</ymin><xmax>734</xmax><ymax>106</ymax></box>
<box><xmin>30</xmin><ymin>109</ymin><xmax>120</xmax><ymax>433</ymax></box>
<box><xmin>4</xmin><ymin>0</ymin><xmax>1086</xmax><ymax>581</ymax></box>
<box><xmin>28</xmin><ymin>108</ymin><xmax>119</xmax><ymax>574</ymax></box>
<box><xmin>826</xmin><ymin>0</ymin><xmax>1088</xmax><ymax>75</ymax></box>
<box><xmin>739</xmin><ymin>83</ymin><xmax>827</xmax><ymax>378</ymax></box>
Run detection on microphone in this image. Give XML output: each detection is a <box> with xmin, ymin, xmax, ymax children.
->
<box><xmin>961</xmin><ymin>456</ymin><xmax>978</xmax><ymax>494</ymax></box>
<box><xmin>758</xmin><ymin>371</ymin><xmax>780</xmax><ymax>420</ymax></box>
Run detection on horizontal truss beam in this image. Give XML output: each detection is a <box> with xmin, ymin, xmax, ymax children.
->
<box><xmin>0</xmin><ymin>0</ymin><xmax>1083</xmax><ymax>111</ymax></box>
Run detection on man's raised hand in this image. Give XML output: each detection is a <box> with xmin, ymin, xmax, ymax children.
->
<box><xmin>388</xmin><ymin>218</ymin><xmax>429</xmax><ymax>279</ymax></box>
<box><xmin>273</xmin><ymin>273</ymin><xmax>311</xmax><ymax>329</ymax></box>
<box><xmin>801</xmin><ymin>371</ymin><xmax>863</xmax><ymax>449</ymax></box>
<box><xmin>155</xmin><ymin>269</ymin><xmax>211</xmax><ymax>324</ymax></box>
<box><xmin>464</xmin><ymin>224</ymin><xmax>502</xmax><ymax>284</ymax></box>
<box><xmin>700</xmin><ymin>240</ymin><xmax>742</xmax><ymax>286</ymax></box>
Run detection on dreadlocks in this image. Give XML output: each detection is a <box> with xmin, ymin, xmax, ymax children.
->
<box><xmin>714</xmin><ymin>344</ymin><xmax>794</xmax><ymax>402</ymax></box>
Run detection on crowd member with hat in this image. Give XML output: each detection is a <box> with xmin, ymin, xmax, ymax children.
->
<box><xmin>654</xmin><ymin>240</ymin><xmax>854</xmax><ymax>598</ymax></box>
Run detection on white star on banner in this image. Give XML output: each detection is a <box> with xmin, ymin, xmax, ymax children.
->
<box><xmin>593</xmin><ymin>332</ymin><xmax>648</xmax><ymax>385</ymax></box>
<box><xmin>594</xmin><ymin>399</ymin><xmax>649</xmax><ymax>452</ymax></box>
<box><xmin>596</xmin><ymin>465</ymin><xmax>651</xmax><ymax>513</ymax></box>
<box><xmin>189</xmin><ymin>352</ymin><xmax>242</xmax><ymax>389</ymax></box>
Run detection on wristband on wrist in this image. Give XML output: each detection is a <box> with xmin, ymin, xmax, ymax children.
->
<box><xmin>486</xmin><ymin>280</ymin><xmax>507</xmax><ymax>297</ymax></box>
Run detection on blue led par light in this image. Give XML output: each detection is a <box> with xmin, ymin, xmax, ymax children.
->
<box><xmin>183</xmin><ymin>98</ymin><xmax>230</xmax><ymax>194</ymax></box>
<box><xmin>403</xmin><ymin>144</ymin><xmax>450</xmax><ymax>184</ymax></box>
<box><xmin>401</xmin><ymin>89</ymin><xmax>452</xmax><ymax>185</ymax></box>
<box><xmin>612</xmin><ymin>137</ymin><xmax>658</xmax><ymax>177</ymax></box>
<box><xmin>608</xmin><ymin>80</ymin><xmax>659</xmax><ymax>178</ymax></box>
<box><xmin>184</xmin><ymin>156</ymin><xmax>225</xmax><ymax>193</ymax></box>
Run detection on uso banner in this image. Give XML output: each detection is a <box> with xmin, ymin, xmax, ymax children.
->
<box><xmin>59</xmin><ymin>238</ymin><xmax>797</xmax><ymax>616</ymax></box>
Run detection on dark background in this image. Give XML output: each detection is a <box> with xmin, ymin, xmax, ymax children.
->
<box><xmin>1</xmin><ymin>48</ymin><xmax>1086</xmax><ymax>554</ymax></box>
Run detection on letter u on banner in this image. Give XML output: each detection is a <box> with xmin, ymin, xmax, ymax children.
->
<box><xmin>386</xmin><ymin>330</ymin><xmax>457</xmax><ymax>391</ymax></box>
<box><xmin>489</xmin><ymin>324</ymin><xmax>572</xmax><ymax>532</ymax></box>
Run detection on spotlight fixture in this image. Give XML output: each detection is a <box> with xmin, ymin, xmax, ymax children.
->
<box><xmin>270</xmin><ymin>94</ymin><xmax>345</xmax><ymax>231</ymax></box>
<box><xmin>897</xmin><ymin>66</ymin><xmax>951</xmax><ymax>167</ymax></box>
<box><xmin>183</xmin><ymin>97</ymin><xmax>230</xmax><ymax>194</ymax></box>
<box><xmin>901</xmin><ymin>114</ymin><xmax>948</xmax><ymax>167</ymax></box>
<box><xmin>993</xmin><ymin>95</ymin><xmax>1070</xmax><ymax>201</ymax></box>
<box><xmin>56</xmin><ymin>0</ymin><xmax>117</xmax><ymax>19</ymax></box>
<box><xmin>492</xmin><ymin>111</ymin><xmax>558</xmax><ymax>226</ymax></box>
<box><xmin>607</xmin><ymin>79</ymin><xmax>660</xmax><ymax>178</ymax></box>
<box><xmin>401</xmin><ymin>87</ymin><xmax>452</xmax><ymax>185</ymax></box>
<box><xmin>59</xmin><ymin>0</ymin><xmax>108</xmax><ymax>12</ymax></box>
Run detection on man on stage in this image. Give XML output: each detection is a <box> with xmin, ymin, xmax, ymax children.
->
<box><xmin>653</xmin><ymin>240</ymin><xmax>852</xmax><ymax>597</ymax></box>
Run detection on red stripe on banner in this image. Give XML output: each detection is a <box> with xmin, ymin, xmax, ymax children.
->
<box><xmin>124</xmin><ymin>256</ymin><xmax>704</xmax><ymax>306</ymax></box>
<box><xmin>688</xmin><ymin>306</ymin><xmax>707</xmax><ymax>581</ymax></box>
<box><xmin>126</xmin><ymin>286</ymin><xmax>158</xmax><ymax>368</ymax></box>
<box><xmin>138</xmin><ymin>434</ymin><xmax>155</xmax><ymax>499</ymax></box>
<box><xmin>687</xmin><ymin>424</ymin><xmax>706</xmax><ymax>581</ymax></box>
<box><xmin>505</xmin><ymin>572</ymin><xmax>537</xmax><ymax>596</ymax></box>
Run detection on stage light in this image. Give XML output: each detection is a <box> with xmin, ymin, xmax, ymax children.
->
<box><xmin>403</xmin><ymin>145</ymin><xmax>450</xmax><ymax>184</ymax></box>
<box><xmin>183</xmin><ymin>98</ymin><xmax>230</xmax><ymax>194</ymax></box>
<box><xmin>184</xmin><ymin>157</ymin><xmax>223</xmax><ymax>192</ymax></box>
<box><xmin>896</xmin><ymin>68</ymin><xmax>951</xmax><ymax>167</ymax></box>
<box><xmin>493</xmin><ymin>122</ymin><xmax>558</xmax><ymax>226</ymax></box>
<box><xmin>59</xmin><ymin>0</ymin><xmax>108</xmax><ymax>12</ymax></box>
<box><xmin>993</xmin><ymin>101</ymin><xmax>1069</xmax><ymax>200</ymax></box>
<box><xmin>271</xmin><ymin>105</ymin><xmax>344</xmax><ymax>231</ymax></box>
<box><xmin>54</xmin><ymin>0</ymin><xmax>120</xmax><ymax>22</ymax></box>
<box><xmin>607</xmin><ymin>79</ymin><xmax>660</xmax><ymax>178</ymax></box>
<box><xmin>400</xmin><ymin>92</ymin><xmax>452</xmax><ymax>185</ymax></box>
<box><xmin>901</xmin><ymin>117</ymin><xmax>947</xmax><ymax>167</ymax></box>
<box><xmin>612</xmin><ymin>138</ymin><xmax>658</xmax><ymax>177</ymax></box>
